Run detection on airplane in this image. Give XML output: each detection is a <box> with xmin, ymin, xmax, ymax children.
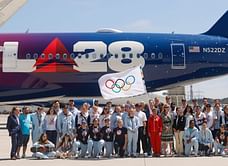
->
<box><xmin>0</xmin><ymin>0</ymin><xmax>27</xmax><ymax>26</ymax></box>
<box><xmin>0</xmin><ymin>10</ymin><xmax>228</xmax><ymax>103</ymax></box>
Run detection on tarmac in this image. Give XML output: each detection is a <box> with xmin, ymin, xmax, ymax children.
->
<box><xmin>0</xmin><ymin>115</ymin><xmax>227</xmax><ymax>166</ymax></box>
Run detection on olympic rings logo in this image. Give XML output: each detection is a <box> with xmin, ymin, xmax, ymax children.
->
<box><xmin>105</xmin><ymin>75</ymin><xmax>136</xmax><ymax>93</ymax></box>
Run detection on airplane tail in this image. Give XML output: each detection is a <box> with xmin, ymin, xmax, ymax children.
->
<box><xmin>203</xmin><ymin>11</ymin><xmax>228</xmax><ymax>38</ymax></box>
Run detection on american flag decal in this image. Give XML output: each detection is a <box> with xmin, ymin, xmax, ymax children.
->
<box><xmin>189</xmin><ymin>46</ymin><xmax>200</xmax><ymax>53</ymax></box>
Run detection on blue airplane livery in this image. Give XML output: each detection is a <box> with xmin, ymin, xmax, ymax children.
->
<box><xmin>0</xmin><ymin>11</ymin><xmax>228</xmax><ymax>102</ymax></box>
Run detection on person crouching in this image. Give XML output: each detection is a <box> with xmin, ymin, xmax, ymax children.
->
<box><xmin>101</xmin><ymin>117</ymin><xmax>114</xmax><ymax>158</ymax></box>
<box><xmin>88</xmin><ymin>118</ymin><xmax>104</xmax><ymax>158</ymax></box>
<box><xmin>74</xmin><ymin>120</ymin><xmax>89</xmax><ymax>158</ymax></box>
<box><xmin>198</xmin><ymin>121</ymin><xmax>213</xmax><ymax>156</ymax></box>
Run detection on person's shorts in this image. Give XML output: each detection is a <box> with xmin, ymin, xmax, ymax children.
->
<box><xmin>18</xmin><ymin>135</ymin><xmax>30</xmax><ymax>147</ymax></box>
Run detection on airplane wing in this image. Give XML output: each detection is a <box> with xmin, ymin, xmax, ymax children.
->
<box><xmin>0</xmin><ymin>0</ymin><xmax>27</xmax><ymax>26</ymax></box>
<box><xmin>0</xmin><ymin>96</ymin><xmax>65</xmax><ymax>106</ymax></box>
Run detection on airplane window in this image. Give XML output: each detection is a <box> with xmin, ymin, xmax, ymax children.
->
<box><xmin>63</xmin><ymin>53</ymin><xmax>67</xmax><ymax>59</ymax></box>
<box><xmin>115</xmin><ymin>54</ymin><xmax>118</xmax><ymax>58</ymax></box>
<box><xmin>129</xmin><ymin>53</ymin><xmax>133</xmax><ymax>59</ymax></box>
<box><xmin>56</xmin><ymin>53</ymin><xmax>60</xmax><ymax>59</ymax></box>
<box><xmin>122</xmin><ymin>54</ymin><xmax>126</xmax><ymax>58</ymax></box>
<box><xmin>158</xmin><ymin>52</ymin><xmax>163</xmax><ymax>59</ymax></box>
<box><xmin>77</xmin><ymin>53</ymin><xmax>82</xmax><ymax>59</ymax></box>
<box><xmin>100</xmin><ymin>54</ymin><xmax>104</xmax><ymax>59</ymax></box>
<box><xmin>41</xmin><ymin>53</ymin><xmax>45</xmax><ymax>59</ymax></box>
<box><xmin>143</xmin><ymin>53</ymin><xmax>148</xmax><ymax>59</ymax></box>
<box><xmin>26</xmin><ymin>53</ymin><xmax>31</xmax><ymax>59</ymax></box>
<box><xmin>48</xmin><ymin>53</ymin><xmax>53</xmax><ymax>59</ymax></box>
<box><xmin>92</xmin><ymin>53</ymin><xmax>96</xmax><ymax>59</ymax></box>
<box><xmin>70</xmin><ymin>53</ymin><xmax>76</xmax><ymax>59</ymax></box>
<box><xmin>151</xmin><ymin>53</ymin><xmax>156</xmax><ymax>59</ymax></box>
<box><xmin>33</xmin><ymin>53</ymin><xmax>38</xmax><ymax>59</ymax></box>
<box><xmin>137</xmin><ymin>54</ymin><xmax>141</xmax><ymax>58</ymax></box>
<box><xmin>85</xmin><ymin>54</ymin><xmax>89</xmax><ymax>59</ymax></box>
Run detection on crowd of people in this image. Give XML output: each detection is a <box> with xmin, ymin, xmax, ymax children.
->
<box><xmin>6</xmin><ymin>97</ymin><xmax>228</xmax><ymax>160</ymax></box>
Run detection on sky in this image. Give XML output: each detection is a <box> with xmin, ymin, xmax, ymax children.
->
<box><xmin>0</xmin><ymin>0</ymin><xmax>228</xmax><ymax>99</ymax></box>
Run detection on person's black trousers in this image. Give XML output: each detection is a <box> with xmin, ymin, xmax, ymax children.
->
<box><xmin>46</xmin><ymin>130</ymin><xmax>57</xmax><ymax>146</ymax></box>
<box><xmin>137</xmin><ymin>126</ymin><xmax>147</xmax><ymax>154</ymax></box>
<box><xmin>114</xmin><ymin>141</ymin><xmax>125</xmax><ymax>157</ymax></box>
<box><xmin>10</xmin><ymin>133</ymin><xmax>20</xmax><ymax>158</ymax></box>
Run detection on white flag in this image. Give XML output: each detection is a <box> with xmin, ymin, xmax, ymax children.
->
<box><xmin>98</xmin><ymin>66</ymin><xmax>147</xmax><ymax>99</ymax></box>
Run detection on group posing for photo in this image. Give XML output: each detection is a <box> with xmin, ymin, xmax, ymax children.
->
<box><xmin>6</xmin><ymin>98</ymin><xmax>228</xmax><ymax>160</ymax></box>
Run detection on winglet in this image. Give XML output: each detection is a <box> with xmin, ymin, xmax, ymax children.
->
<box><xmin>204</xmin><ymin>11</ymin><xmax>228</xmax><ymax>38</ymax></box>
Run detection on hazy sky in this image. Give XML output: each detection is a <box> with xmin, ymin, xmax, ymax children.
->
<box><xmin>1</xmin><ymin>0</ymin><xmax>228</xmax><ymax>99</ymax></box>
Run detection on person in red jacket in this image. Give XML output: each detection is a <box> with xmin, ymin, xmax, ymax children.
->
<box><xmin>148</xmin><ymin>107</ymin><xmax>163</xmax><ymax>157</ymax></box>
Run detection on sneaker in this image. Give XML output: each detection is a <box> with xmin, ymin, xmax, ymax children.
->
<box><xmin>43</xmin><ymin>156</ymin><xmax>49</xmax><ymax>159</ymax></box>
<box><xmin>75</xmin><ymin>153</ymin><xmax>79</xmax><ymax>159</ymax></box>
<box><xmin>11</xmin><ymin>156</ymin><xmax>17</xmax><ymax>160</ymax></box>
<box><xmin>96</xmin><ymin>155</ymin><xmax>101</xmax><ymax>159</ymax></box>
<box><xmin>22</xmin><ymin>154</ymin><xmax>26</xmax><ymax>158</ymax></box>
<box><xmin>132</xmin><ymin>154</ymin><xmax>137</xmax><ymax>158</ymax></box>
<box><xmin>144</xmin><ymin>153</ymin><xmax>148</xmax><ymax>157</ymax></box>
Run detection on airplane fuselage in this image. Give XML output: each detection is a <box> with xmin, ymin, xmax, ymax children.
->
<box><xmin>0</xmin><ymin>32</ymin><xmax>228</xmax><ymax>101</ymax></box>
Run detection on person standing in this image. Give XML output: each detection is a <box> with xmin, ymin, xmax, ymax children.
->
<box><xmin>173</xmin><ymin>107</ymin><xmax>186</xmax><ymax>156</ymax></box>
<box><xmin>184</xmin><ymin>106</ymin><xmax>194</xmax><ymax>129</ymax></box>
<box><xmin>135</xmin><ymin>103</ymin><xmax>147</xmax><ymax>156</ymax></box>
<box><xmin>31</xmin><ymin>107</ymin><xmax>46</xmax><ymax>144</ymax></box>
<box><xmin>183</xmin><ymin>120</ymin><xmax>199</xmax><ymax>157</ymax></box>
<box><xmin>18</xmin><ymin>107</ymin><xmax>31</xmax><ymax>158</ymax></box>
<box><xmin>99</xmin><ymin>106</ymin><xmax>111</xmax><ymax>128</ymax></box>
<box><xmin>148</xmin><ymin>108</ymin><xmax>163</xmax><ymax>157</ymax></box>
<box><xmin>161</xmin><ymin>104</ymin><xmax>174</xmax><ymax>156</ymax></box>
<box><xmin>213</xmin><ymin>103</ymin><xmax>223</xmax><ymax>138</ymax></box>
<box><xmin>44</xmin><ymin>107</ymin><xmax>58</xmax><ymax>146</ymax></box>
<box><xmin>6</xmin><ymin>107</ymin><xmax>22</xmax><ymax>160</ymax></box>
<box><xmin>75</xmin><ymin>103</ymin><xmax>90</xmax><ymax>128</ymax></box>
<box><xmin>125</xmin><ymin>107</ymin><xmax>139</xmax><ymax>157</ymax></box>
<box><xmin>57</xmin><ymin>105</ymin><xmax>75</xmax><ymax>138</ymax></box>
<box><xmin>110</xmin><ymin>105</ymin><xmax>123</xmax><ymax>129</ymax></box>
<box><xmin>68</xmin><ymin>99</ymin><xmax>79</xmax><ymax>119</ymax></box>
<box><xmin>222</xmin><ymin>105</ymin><xmax>228</xmax><ymax>129</ymax></box>
<box><xmin>194</xmin><ymin>106</ymin><xmax>206</xmax><ymax>130</ymax></box>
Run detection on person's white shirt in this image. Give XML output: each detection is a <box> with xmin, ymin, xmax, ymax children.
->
<box><xmin>205</xmin><ymin>110</ymin><xmax>215</xmax><ymax>129</ymax></box>
<box><xmin>135</xmin><ymin>110</ymin><xmax>147</xmax><ymax>127</ymax></box>
<box><xmin>44</xmin><ymin>115</ymin><xmax>57</xmax><ymax>131</ymax></box>
<box><xmin>195</xmin><ymin>112</ymin><xmax>206</xmax><ymax>130</ymax></box>
<box><xmin>185</xmin><ymin>114</ymin><xmax>194</xmax><ymax>129</ymax></box>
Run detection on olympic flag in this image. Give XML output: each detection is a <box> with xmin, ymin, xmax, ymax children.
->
<box><xmin>98</xmin><ymin>66</ymin><xmax>147</xmax><ymax>99</ymax></box>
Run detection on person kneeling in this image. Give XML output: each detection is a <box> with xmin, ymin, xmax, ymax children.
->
<box><xmin>56</xmin><ymin>133</ymin><xmax>75</xmax><ymax>159</ymax></box>
<box><xmin>31</xmin><ymin>133</ymin><xmax>56</xmax><ymax>159</ymax></box>
<box><xmin>198</xmin><ymin>121</ymin><xmax>213</xmax><ymax>156</ymax></box>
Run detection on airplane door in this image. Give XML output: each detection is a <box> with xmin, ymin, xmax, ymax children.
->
<box><xmin>171</xmin><ymin>43</ymin><xmax>186</xmax><ymax>69</ymax></box>
<box><xmin>3</xmin><ymin>42</ymin><xmax>18</xmax><ymax>70</ymax></box>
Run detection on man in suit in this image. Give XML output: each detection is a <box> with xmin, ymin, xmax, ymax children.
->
<box><xmin>6</xmin><ymin>107</ymin><xmax>21</xmax><ymax>160</ymax></box>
